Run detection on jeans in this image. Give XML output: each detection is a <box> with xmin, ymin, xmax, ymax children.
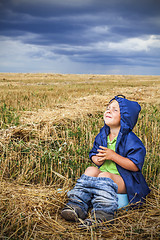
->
<box><xmin>67</xmin><ymin>174</ymin><xmax>118</xmax><ymax>216</ymax></box>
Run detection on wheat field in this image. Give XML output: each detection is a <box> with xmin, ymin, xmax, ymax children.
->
<box><xmin>0</xmin><ymin>73</ymin><xmax>160</xmax><ymax>239</ymax></box>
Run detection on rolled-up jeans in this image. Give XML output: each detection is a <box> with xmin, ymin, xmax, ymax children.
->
<box><xmin>67</xmin><ymin>174</ymin><xmax>118</xmax><ymax>216</ymax></box>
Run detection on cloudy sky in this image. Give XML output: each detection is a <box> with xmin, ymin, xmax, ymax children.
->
<box><xmin>0</xmin><ymin>0</ymin><xmax>160</xmax><ymax>75</ymax></box>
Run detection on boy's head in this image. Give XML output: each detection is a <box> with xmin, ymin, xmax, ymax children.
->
<box><xmin>104</xmin><ymin>100</ymin><xmax>121</xmax><ymax>129</ymax></box>
<box><xmin>105</xmin><ymin>95</ymin><xmax>141</xmax><ymax>132</ymax></box>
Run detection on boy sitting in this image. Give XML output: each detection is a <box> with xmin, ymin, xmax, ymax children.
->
<box><xmin>61</xmin><ymin>95</ymin><xmax>150</xmax><ymax>228</ymax></box>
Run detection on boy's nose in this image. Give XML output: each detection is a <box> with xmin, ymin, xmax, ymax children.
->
<box><xmin>106</xmin><ymin>108</ymin><xmax>111</xmax><ymax>113</ymax></box>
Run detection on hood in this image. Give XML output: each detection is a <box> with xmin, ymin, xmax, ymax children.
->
<box><xmin>110</xmin><ymin>96</ymin><xmax>141</xmax><ymax>133</ymax></box>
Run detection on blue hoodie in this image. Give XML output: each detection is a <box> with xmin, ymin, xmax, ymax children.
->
<box><xmin>89</xmin><ymin>96</ymin><xmax>150</xmax><ymax>204</ymax></box>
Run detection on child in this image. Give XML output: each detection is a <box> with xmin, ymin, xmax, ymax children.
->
<box><xmin>61</xmin><ymin>95</ymin><xmax>150</xmax><ymax>228</ymax></box>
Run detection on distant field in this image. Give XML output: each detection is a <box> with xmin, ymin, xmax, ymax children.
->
<box><xmin>0</xmin><ymin>73</ymin><xmax>160</xmax><ymax>239</ymax></box>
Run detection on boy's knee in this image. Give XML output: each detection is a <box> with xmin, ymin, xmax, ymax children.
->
<box><xmin>84</xmin><ymin>166</ymin><xmax>99</xmax><ymax>177</ymax></box>
<box><xmin>98</xmin><ymin>172</ymin><xmax>112</xmax><ymax>179</ymax></box>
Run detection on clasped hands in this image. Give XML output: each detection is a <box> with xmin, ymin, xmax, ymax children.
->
<box><xmin>96</xmin><ymin>146</ymin><xmax>115</xmax><ymax>162</ymax></box>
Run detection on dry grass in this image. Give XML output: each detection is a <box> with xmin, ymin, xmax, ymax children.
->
<box><xmin>0</xmin><ymin>73</ymin><xmax>160</xmax><ymax>239</ymax></box>
<box><xmin>0</xmin><ymin>73</ymin><xmax>160</xmax><ymax>113</ymax></box>
<box><xmin>0</xmin><ymin>181</ymin><xmax>159</xmax><ymax>240</ymax></box>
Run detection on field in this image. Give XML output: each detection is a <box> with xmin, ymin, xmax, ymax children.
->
<box><xmin>0</xmin><ymin>73</ymin><xmax>160</xmax><ymax>239</ymax></box>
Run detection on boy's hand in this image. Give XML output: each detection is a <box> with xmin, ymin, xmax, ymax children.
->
<box><xmin>95</xmin><ymin>146</ymin><xmax>139</xmax><ymax>172</ymax></box>
<box><xmin>96</xmin><ymin>146</ymin><xmax>115</xmax><ymax>162</ymax></box>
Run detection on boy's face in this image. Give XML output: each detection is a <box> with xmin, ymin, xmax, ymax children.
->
<box><xmin>104</xmin><ymin>100</ymin><xmax>121</xmax><ymax>128</ymax></box>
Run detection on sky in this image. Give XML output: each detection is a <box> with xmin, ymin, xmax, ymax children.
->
<box><xmin>0</xmin><ymin>0</ymin><xmax>160</xmax><ymax>75</ymax></box>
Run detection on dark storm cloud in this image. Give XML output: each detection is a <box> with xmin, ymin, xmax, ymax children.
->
<box><xmin>0</xmin><ymin>0</ymin><xmax>160</xmax><ymax>74</ymax></box>
<box><xmin>1</xmin><ymin>0</ymin><xmax>160</xmax><ymax>39</ymax></box>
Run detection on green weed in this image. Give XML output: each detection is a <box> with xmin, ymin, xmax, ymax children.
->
<box><xmin>0</xmin><ymin>102</ymin><xmax>20</xmax><ymax>129</ymax></box>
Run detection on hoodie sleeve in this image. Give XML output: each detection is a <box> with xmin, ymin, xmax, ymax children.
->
<box><xmin>89</xmin><ymin>127</ymin><xmax>107</xmax><ymax>159</ymax></box>
<box><xmin>89</xmin><ymin>132</ymin><xmax>102</xmax><ymax>160</ymax></box>
<box><xmin>124</xmin><ymin>132</ymin><xmax>146</xmax><ymax>171</ymax></box>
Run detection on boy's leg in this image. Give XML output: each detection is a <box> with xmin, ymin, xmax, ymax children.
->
<box><xmin>91</xmin><ymin>177</ymin><xmax>118</xmax><ymax>217</ymax></box>
<box><xmin>98</xmin><ymin>171</ymin><xmax>126</xmax><ymax>194</ymax></box>
<box><xmin>61</xmin><ymin>174</ymin><xmax>93</xmax><ymax>221</ymax></box>
<box><xmin>79</xmin><ymin>176</ymin><xmax>118</xmax><ymax>228</ymax></box>
<box><xmin>84</xmin><ymin>166</ymin><xmax>101</xmax><ymax>177</ymax></box>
